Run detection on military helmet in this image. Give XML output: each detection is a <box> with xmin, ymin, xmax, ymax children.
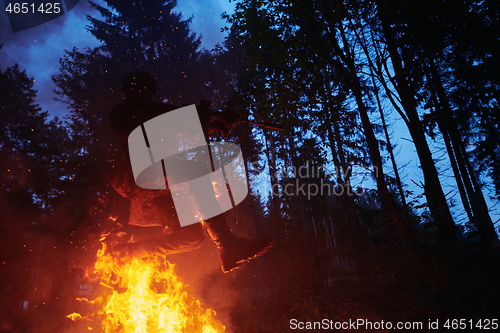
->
<box><xmin>121</xmin><ymin>71</ymin><xmax>157</xmax><ymax>95</ymax></box>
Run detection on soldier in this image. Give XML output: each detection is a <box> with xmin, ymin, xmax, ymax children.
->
<box><xmin>108</xmin><ymin>71</ymin><xmax>276</xmax><ymax>272</ymax></box>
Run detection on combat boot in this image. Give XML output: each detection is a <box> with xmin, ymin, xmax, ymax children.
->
<box><xmin>205</xmin><ymin>215</ymin><xmax>276</xmax><ymax>272</ymax></box>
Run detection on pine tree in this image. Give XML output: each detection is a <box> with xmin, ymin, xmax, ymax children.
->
<box><xmin>0</xmin><ymin>64</ymin><xmax>67</xmax><ymax>215</ymax></box>
<box><xmin>52</xmin><ymin>0</ymin><xmax>217</xmax><ymax>232</ymax></box>
<box><xmin>373</xmin><ymin>0</ymin><xmax>499</xmax><ymax>248</ymax></box>
<box><xmin>86</xmin><ymin>0</ymin><xmax>208</xmax><ymax>105</ymax></box>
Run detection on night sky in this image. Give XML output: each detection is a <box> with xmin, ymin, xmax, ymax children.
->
<box><xmin>1</xmin><ymin>2</ymin><xmax>499</xmax><ymax>330</ymax></box>
<box><xmin>1</xmin><ymin>0</ymin><xmax>497</xmax><ymax>226</ymax></box>
<box><xmin>0</xmin><ymin>0</ymin><xmax>233</xmax><ymax>119</ymax></box>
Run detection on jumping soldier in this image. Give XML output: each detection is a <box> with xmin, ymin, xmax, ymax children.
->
<box><xmin>108</xmin><ymin>71</ymin><xmax>276</xmax><ymax>272</ymax></box>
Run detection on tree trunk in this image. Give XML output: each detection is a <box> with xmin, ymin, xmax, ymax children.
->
<box><xmin>336</xmin><ymin>24</ymin><xmax>409</xmax><ymax>240</ymax></box>
<box><xmin>376</xmin><ymin>2</ymin><xmax>457</xmax><ymax>244</ymax></box>
<box><xmin>427</xmin><ymin>58</ymin><xmax>499</xmax><ymax>249</ymax></box>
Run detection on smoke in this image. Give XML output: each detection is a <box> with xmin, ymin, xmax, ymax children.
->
<box><xmin>167</xmin><ymin>232</ymin><xmax>239</xmax><ymax>333</ymax></box>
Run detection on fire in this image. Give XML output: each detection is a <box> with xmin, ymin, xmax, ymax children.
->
<box><xmin>68</xmin><ymin>243</ymin><xmax>225</xmax><ymax>333</ymax></box>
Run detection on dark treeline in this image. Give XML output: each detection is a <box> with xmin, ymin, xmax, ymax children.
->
<box><xmin>1</xmin><ymin>0</ymin><xmax>499</xmax><ymax>331</ymax></box>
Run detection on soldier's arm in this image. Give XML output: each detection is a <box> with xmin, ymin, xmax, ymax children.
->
<box><xmin>197</xmin><ymin>100</ymin><xmax>241</xmax><ymax>137</ymax></box>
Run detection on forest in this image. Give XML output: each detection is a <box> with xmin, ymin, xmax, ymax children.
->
<box><xmin>1</xmin><ymin>0</ymin><xmax>500</xmax><ymax>332</ymax></box>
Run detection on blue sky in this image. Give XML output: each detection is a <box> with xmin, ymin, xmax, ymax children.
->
<box><xmin>1</xmin><ymin>0</ymin><xmax>497</xmax><ymax>229</ymax></box>
<box><xmin>0</xmin><ymin>0</ymin><xmax>235</xmax><ymax>118</ymax></box>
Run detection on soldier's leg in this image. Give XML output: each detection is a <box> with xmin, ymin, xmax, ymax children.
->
<box><xmin>181</xmin><ymin>160</ymin><xmax>276</xmax><ymax>272</ymax></box>
<box><xmin>112</xmin><ymin>223</ymin><xmax>205</xmax><ymax>258</ymax></box>
<box><xmin>203</xmin><ymin>214</ymin><xmax>276</xmax><ymax>272</ymax></box>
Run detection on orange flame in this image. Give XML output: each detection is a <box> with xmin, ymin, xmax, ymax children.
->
<box><xmin>69</xmin><ymin>244</ymin><xmax>225</xmax><ymax>332</ymax></box>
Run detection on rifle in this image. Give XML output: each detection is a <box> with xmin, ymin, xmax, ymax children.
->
<box><xmin>199</xmin><ymin>99</ymin><xmax>284</xmax><ymax>132</ymax></box>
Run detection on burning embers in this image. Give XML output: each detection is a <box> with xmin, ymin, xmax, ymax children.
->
<box><xmin>67</xmin><ymin>243</ymin><xmax>225</xmax><ymax>332</ymax></box>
